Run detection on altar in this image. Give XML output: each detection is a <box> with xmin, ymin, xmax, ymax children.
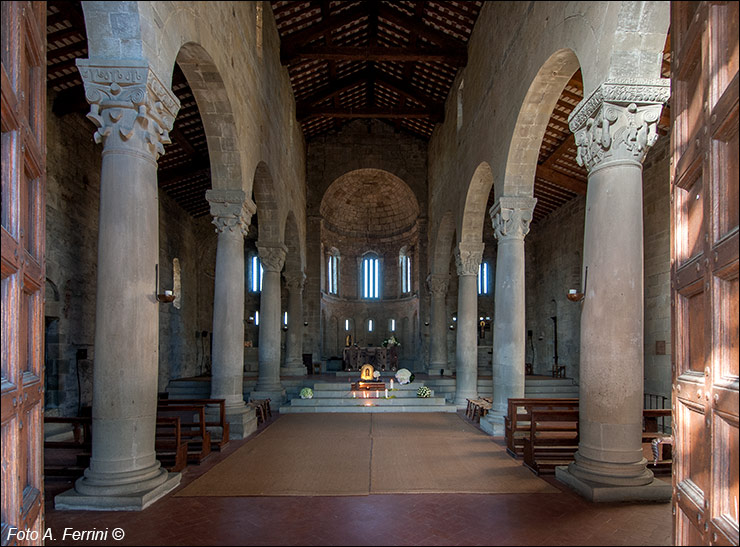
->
<box><xmin>342</xmin><ymin>346</ymin><xmax>398</xmax><ymax>371</ymax></box>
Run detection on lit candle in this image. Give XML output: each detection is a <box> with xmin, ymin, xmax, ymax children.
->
<box><xmin>375</xmin><ymin>390</ymin><xmax>378</xmax><ymax>399</ymax></box>
<box><xmin>390</xmin><ymin>379</ymin><xmax>394</xmax><ymax>389</ymax></box>
<box><xmin>353</xmin><ymin>392</ymin><xmax>356</xmax><ymax>398</ymax></box>
<box><xmin>385</xmin><ymin>388</ymin><xmax>388</xmax><ymax>398</ymax></box>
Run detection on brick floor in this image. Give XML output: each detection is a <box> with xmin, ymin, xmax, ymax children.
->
<box><xmin>43</xmin><ymin>413</ymin><xmax>672</xmax><ymax>546</ymax></box>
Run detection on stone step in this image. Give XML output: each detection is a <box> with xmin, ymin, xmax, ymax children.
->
<box><xmin>279</xmin><ymin>405</ymin><xmax>457</xmax><ymax>413</ymax></box>
<box><xmin>288</xmin><ymin>396</ymin><xmax>448</xmax><ymax>406</ymax></box>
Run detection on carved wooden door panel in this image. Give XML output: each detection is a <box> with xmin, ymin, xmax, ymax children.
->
<box><xmin>1</xmin><ymin>1</ymin><xmax>46</xmax><ymax>544</ymax></box>
<box><xmin>671</xmin><ymin>2</ymin><xmax>739</xmax><ymax>546</ymax></box>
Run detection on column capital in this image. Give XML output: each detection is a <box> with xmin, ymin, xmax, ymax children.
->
<box><xmin>426</xmin><ymin>273</ymin><xmax>450</xmax><ymax>296</ymax></box>
<box><xmin>454</xmin><ymin>242</ymin><xmax>484</xmax><ymax>276</ymax></box>
<box><xmin>206</xmin><ymin>189</ymin><xmax>256</xmax><ymax>236</ymax></box>
<box><xmin>76</xmin><ymin>59</ymin><xmax>181</xmax><ymax>161</ymax></box>
<box><xmin>257</xmin><ymin>242</ymin><xmax>288</xmax><ymax>272</ymax></box>
<box><xmin>490</xmin><ymin>196</ymin><xmax>537</xmax><ymax>242</ymax></box>
<box><xmin>283</xmin><ymin>271</ymin><xmax>306</xmax><ymax>291</ymax></box>
<box><xmin>568</xmin><ymin>79</ymin><xmax>670</xmax><ymax>172</ymax></box>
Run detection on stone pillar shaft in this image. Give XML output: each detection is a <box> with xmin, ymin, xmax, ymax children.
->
<box><xmin>206</xmin><ymin>190</ymin><xmax>257</xmax><ymax>440</ymax></box>
<box><xmin>282</xmin><ymin>272</ymin><xmax>306</xmax><ymax>375</ymax></box>
<box><xmin>555</xmin><ymin>79</ymin><xmax>670</xmax><ymax>498</ymax></box>
<box><xmin>254</xmin><ymin>243</ymin><xmax>287</xmax><ymax>398</ymax></box>
<box><xmin>57</xmin><ymin>59</ymin><xmax>182</xmax><ymax>510</ymax></box>
<box><xmin>490</xmin><ymin>197</ymin><xmax>536</xmax><ymax>415</ymax></box>
<box><xmin>427</xmin><ymin>274</ymin><xmax>449</xmax><ymax>373</ymax></box>
<box><xmin>454</xmin><ymin>242</ymin><xmax>484</xmax><ymax>406</ymax></box>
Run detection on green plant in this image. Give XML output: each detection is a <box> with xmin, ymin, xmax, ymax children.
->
<box><xmin>299</xmin><ymin>387</ymin><xmax>313</xmax><ymax>399</ymax></box>
<box><xmin>417</xmin><ymin>386</ymin><xmax>431</xmax><ymax>398</ymax></box>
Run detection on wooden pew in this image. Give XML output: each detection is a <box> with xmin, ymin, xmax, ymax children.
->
<box><xmin>156</xmin><ymin>403</ymin><xmax>212</xmax><ymax>464</ymax></box>
<box><xmin>642</xmin><ymin>408</ymin><xmax>672</xmax><ymax>475</ymax></box>
<box><xmin>505</xmin><ymin>398</ymin><xmax>579</xmax><ymax>457</ymax></box>
<box><xmin>43</xmin><ymin>416</ymin><xmax>92</xmax><ymax>478</ymax></box>
<box><xmin>248</xmin><ymin>398</ymin><xmax>272</xmax><ymax>425</ymax></box>
<box><xmin>522</xmin><ymin>408</ymin><xmax>580</xmax><ymax>475</ymax></box>
<box><xmin>158</xmin><ymin>398</ymin><xmax>230</xmax><ymax>450</ymax></box>
<box><xmin>155</xmin><ymin>416</ymin><xmax>188</xmax><ymax>472</ymax></box>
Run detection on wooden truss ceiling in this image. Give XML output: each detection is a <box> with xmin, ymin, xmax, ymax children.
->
<box><xmin>271</xmin><ymin>0</ymin><xmax>484</xmax><ymax>140</ymax></box>
<box><xmin>46</xmin><ymin>1</ymin><xmax>211</xmax><ymax>218</ymax></box>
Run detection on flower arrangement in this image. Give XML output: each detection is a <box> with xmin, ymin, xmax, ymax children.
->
<box><xmin>382</xmin><ymin>335</ymin><xmax>401</xmax><ymax>348</ymax></box>
<box><xmin>395</xmin><ymin>368</ymin><xmax>415</xmax><ymax>385</ymax></box>
<box><xmin>299</xmin><ymin>387</ymin><xmax>313</xmax><ymax>399</ymax></box>
<box><xmin>417</xmin><ymin>386</ymin><xmax>431</xmax><ymax>398</ymax></box>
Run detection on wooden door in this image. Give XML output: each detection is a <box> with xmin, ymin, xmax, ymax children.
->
<box><xmin>671</xmin><ymin>1</ymin><xmax>739</xmax><ymax>545</ymax></box>
<box><xmin>1</xmin><ymin>1</ymin><xmax>46</xmax><ymax>544</ymax></box>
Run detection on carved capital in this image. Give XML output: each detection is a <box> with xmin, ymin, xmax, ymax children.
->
<box><xmin>490</xmin><ymin>196</ymin><xmax>536</xmax><ymax>241</ymax></box>
<box><xmin>283</xmin><ymin>271</ymin><xmax>306</xmax><ymax>292</ymax></box>
<box><xmin>76</xmin><ymin>59</ymin><xmax>180</xmax><ymax>161</ymax></box>
<box><xmin>257</xmin><ymin>243</ymin><xmax>288</xmax><ymax>273</ymax></box>
<box><xmin>454</xmin><ymin>242</ymin><xmax>484</xmax><ymax>276</ymax></box>
<box><xmin>207</xmin><ymin>189</ymin><xmax>256</xmax><ymax>237</ymax></box>
<box><xmin>569</xmin><ymin>79</ymin><xmax>670</xmax><ymax>172</ymax></box>
<box><xmin>426</xmin><ymin>274</ymin><xmax>449</xmax><ymax>297</ymax></box>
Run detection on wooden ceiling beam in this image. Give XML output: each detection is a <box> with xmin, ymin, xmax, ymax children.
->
<box><xmin>377</xmin><ymin>4</ymin><xmax>466</xmax><ymax>50</ymax></box>
<box><xmin>284</xmin><ymin>45</ymin><xmax>467</xmax><ymax>65</ymax></box>
<box><xmin>535</xmin><ymin>164</ymin><xmax>587</xmax><ymax>195</ymax></box>
<box><xmin>297</xmin><ymin>106</ymin><xmax>443</xmax><ymax>121</ymax></box>
<box><xmin>280</xmin><ymin>4</ymin><xmax>369</xmax><ymax>62</ymax></box>
<box><xmin>296</xmin><ymin>68</ymin><xmax>370</xmax><ymax>108</ymax></box>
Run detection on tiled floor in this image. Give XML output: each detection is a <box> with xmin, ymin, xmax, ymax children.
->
<box><xmin>44</xmin><ymin>412</ymin><xmax>672</xmax><ymax>546</ymax></box>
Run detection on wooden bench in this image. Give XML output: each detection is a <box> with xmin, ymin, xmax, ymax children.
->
<box><xmin>642</xmin><ymin>408</ymin><xmax>672</xmax><ymax>475</ymax></box>
<box><xmin>505</xmin><ymin>398</ymin><xmax>579</xmax><ymax>457</ymax></box>
<box><xmin>522</xmin><ymin>408</ymin><xmax>580</xmax><ymax>475</ymax></box>
<box><xmin>158</xmin><ymin>398</ymin><xmax>230</xmax><ymax>450</ymax></box>
<box><xmin>156</xmin><ymin>403</ymin><xmax>212</xmax><ymax>464</ymax></box>
<box><xmin>465</xmin><ymin>397</ymin><xmax>492</xmax><ymax>422</ymax></box>
<box><xmin>248</xmin><ymin>398</ymin><xmax>272</xmax><ymax>425</ymax></box>
<box><xmin>155</xmin><ymin>416</ymin><xmax>189</xmax><ymax>472</ymax></box>
<box><xmin>43</xmin><ymin>416</ymin><xmax>92</xmax><ymax>478</ymax></box>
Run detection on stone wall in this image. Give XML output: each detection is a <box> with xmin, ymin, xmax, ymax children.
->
<box><xmin>45</xmin><ymin>91</ymin><xmax>101</xmax><ymax>417</ymax></box>
<box><xmin>642</xmin><ymin>135</ymin><xmax>671</xmax><ymax>401</ymax></box>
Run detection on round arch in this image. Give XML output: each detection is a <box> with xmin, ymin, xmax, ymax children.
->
<box><xmin>460</xmin><ymin>162</ymin><xmax>494</xmax><ymax>243</ymax></box>
<box><xmin>430</xmin><ymin>211</ymin><xmax>456</xmax><ymax>276</ymax></box>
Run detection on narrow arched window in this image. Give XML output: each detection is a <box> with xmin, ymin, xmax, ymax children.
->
<box><xmin>327</xmin><ymin>249</ymin><xmax>339</xmax><ymax>295</ymax></box>
<box><xmin>399</xmin><ymin>247</ymin><xmax>411</xmax><ymax>295</ymax></box>
<box><xmin>362</xmin><ymin>253</ymin><xmax>380</xmax><ymax>299</ymax></box>
<box><xmin>478</xmin><ymin>262</ymin><xmax>490</xmax><ymax>295</ymax></box>
<box><xmin>250</xmin><ymin>254</ymin><xmax>263</xmax><ymax>292</ymax></box>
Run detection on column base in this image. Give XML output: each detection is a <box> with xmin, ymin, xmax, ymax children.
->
<box><xmin>567</xmin><ymin>450</ymin><xmax>655</xmax><ymax>486</ymax></box>
<box><xmin>206</xmin><ymin>405</ymin><xmax>258</xmax><ymax>440</ymax></box>
<box><xmin>479</xmin><ymin>411</ymin><xmax>506</xmax><ymax>436</ymax></box>
<box><xmin>555</xmin><ymin>465</ymin><xmax>671</xmax><ymax>502</ymax></box>
<box><xmin>250</xmin><ymin>389</ymin><xmax>287</xmax><ymax>405</ymax></box>
<box><xmin>55</xmin><ymin>468</ymin><xmax>180</xmax><ymax>511</ymax></box>
<box><xmin>280</xmin><ymin>365</ymin><xmax>307</xmax><ymax>377</ymax></box>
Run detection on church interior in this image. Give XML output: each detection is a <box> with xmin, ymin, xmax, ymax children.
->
<box><xmin>1</xmin><ymin>1</ymin><xmax>737</xmax><ymax>545</ymax></box>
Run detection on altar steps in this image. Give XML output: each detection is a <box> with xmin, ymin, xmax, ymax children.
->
<box><xmin>278</xmin><ymin>381</ymin><xmax>457</xmax><ymax>414</ymax></box>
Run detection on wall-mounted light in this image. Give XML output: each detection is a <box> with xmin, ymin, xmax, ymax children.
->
<box><xmin>304</xmin><ymin>321</ymin><xmax>308</xmax><ymax>327</ymax></box>
<box><xmin>155</xmin><ymin>264</ymin><xmax>175</xmax><ymax>303</ymax></box>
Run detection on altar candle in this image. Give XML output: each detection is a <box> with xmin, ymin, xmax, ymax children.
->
<box><xmin>390</xmin><ymin>379</ymin><xmax>394</xmax><ymax>389</ymax></box>
<box><xmin>353</xmin><ymin>392</ymin><xmax>356</xmax><ymax>398</ymax></box>
<box><xmin>385</xmin><ymin>388</ymin><xmax>388</xmax><ymax>398</ymax></box>
<box><xmin>375</xmin><ymin>390</ymin><xmax>378</xmax><ymax>399</ymax></box>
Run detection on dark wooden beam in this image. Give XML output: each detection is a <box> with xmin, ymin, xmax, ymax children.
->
<box><xmin>377</xmin><ymin>4</ymin><xmax>466</xmax><ymax>50</ymax></box>
<box><xmin>283</xmin><ymin>45</ymin><xmax>467</xmax><ymax>65</ymax></box>
<box><xmin>535</xmin><ymin>164</ymin><xmax>587</xmax><ymax>195</ymax></box>
<box><xmin>297</xmin><ymin>106</ymin><xmax>442</xmax><ymax>121</ymax></box>
<box><xmin>279</xmin><ymin>4</ymin><xmax>369</xmax><ymax>63</ymax></box>
<box><xmin>296</xmin><ymin>68</ymin><xmax>370</xmax><ymax>108</ymax></box>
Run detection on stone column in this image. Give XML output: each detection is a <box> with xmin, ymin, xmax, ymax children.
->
<box><xmin>281</xmin><ymin>271</ymin><xmax>307</xmax><ymax>376</ymax></box>
<box><xmin>427</xmin><ymin>274</ymin><xmax>450</xmax><ymax>375</ymax></box>
<box><xmin>251</xmin><ymin>242</ymin><xmax>288</xmax><ymax>404</ymax></box>
<box><xmin>480</xmin><ymin>197</ymin><xmax>536</xmax><ymax>435</ymax></box>
<box><xmin>453</xmin><ymin>242</ymin><xmax>484</xmax><ymax>407</ymax></box>
<box><xmin>56</xmin><ymin>60</ymin><xmax>181</xmax><ymax>510</ymax></box>
<box><xmin>555</xmin><ymin>79</ymin><xmax>671</xmax><ymax>502</ymax></box>
<box><xmin>206</xmin><ymin>189</ymin><xmax>258</xmax><ymax>439</ymax></box>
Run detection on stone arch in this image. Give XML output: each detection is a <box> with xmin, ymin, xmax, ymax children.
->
<box><xmin>431</xmin><ymin>211</ymin><xmax>456</xmax><ymax>276</ymax></box>
<box><xmin>501</xmin><ymin>49</ymin><xmax>581</xmax><ymax>198</ymax></box>
<box><xmin>175</xmin><ymin>43</ymin><xmax>243</xmax><ymax>192</ymax></box>
<box><xmin>460</xmin><ymin>162</ymin><xmax>494</xmax><ymax>243</ymax></box>
<box><xmin>253</xmin><ymin>161</ymin><xmax>281</xmax><ymax>243</ymax></box>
